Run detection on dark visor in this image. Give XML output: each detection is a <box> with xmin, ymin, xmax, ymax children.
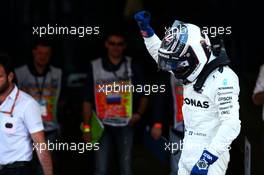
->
<box><xmin>158</xmin><ymin>56</ymin><xmax>189</xmax><ymax>72</ymax></box>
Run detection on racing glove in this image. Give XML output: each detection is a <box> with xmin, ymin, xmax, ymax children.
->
<box><xmin>190</xmin><ymin>150</ymin><xmax>218</xmax><ymax>175</ymax></box>
<box><xmin>134</xmin><ymin>10</ymin><xmax>154</xmax><ymax>38</ymax></box>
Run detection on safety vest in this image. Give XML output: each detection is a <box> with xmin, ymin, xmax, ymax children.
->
<box><xmin>170</xmin><ymin>75</ymin><xmax>184</xmax><ymax>131</ymax></box>
<box><xmin>15</xmin><ymin>65</ymin><xmax>62</xmax><ymax>132</ymax></box>
<box><xmin>91</xmin><ymin>57</ymin><xmax>133</xmax><ymax>126</ymax></box>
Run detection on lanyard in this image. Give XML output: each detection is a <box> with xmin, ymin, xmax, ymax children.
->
<box><xmin>0</xmin><ymin>89</ymin><xmax>20</xmax><ymax>117</ymax></box>
<box><xmin>112</xmin><ymin>59</ymin><xmax>129</xmax><ymax>80</ymax></box>
<box><xmin>34</xmin><ymin>75</ymin><xmax>47</xmax><ymax>100</ymax></box>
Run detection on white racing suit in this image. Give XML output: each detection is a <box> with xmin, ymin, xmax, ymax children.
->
<box><xmin>144</xmin><ymin>34</ymin><xmax>241</xmax><ymax>175</ymax></box>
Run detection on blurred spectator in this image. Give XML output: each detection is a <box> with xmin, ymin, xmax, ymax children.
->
<box><xmin>0</xmin><ymin>54</ymin><xmax>53</xmax><ymax>175</ymax></box>
<box><xmin>15</xmin><ymin>41</ymin><xmax>62</xmax><ymax>175</ymax></box>
<box><xmin>151</xmin><ymin>72</ymin><xmax>184</xmax><ymax>175</ymax></box>
<box><xmin>252</xmin><ymin>64</ymin><xmax>264</xmax><ymax>152</ymax></box>
<box><xmin>82</xmin><ymin>32</ymin><xmax>148</xmax><ymax>175</ymax></box>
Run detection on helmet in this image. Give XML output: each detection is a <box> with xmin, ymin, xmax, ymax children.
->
<box><xmin>158</xmin><ymin>21</ymin><xmax>211</xmax><ymax>83</ymax></box>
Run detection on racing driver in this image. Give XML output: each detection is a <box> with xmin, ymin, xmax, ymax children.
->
<box><xmin>134</xmin><ymin>11</ymin><xmax>241</xmax><ymax>175</ymax></box>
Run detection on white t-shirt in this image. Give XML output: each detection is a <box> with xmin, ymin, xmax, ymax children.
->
<box><xmin>0</xmin><ymin>86</ymin><xmax>44</xmax><ymax>165</ymax></box>
<box><xmin>253</xmin><ymin>64</ymin><xmax>264</xmax><ymax>121</ymax></box>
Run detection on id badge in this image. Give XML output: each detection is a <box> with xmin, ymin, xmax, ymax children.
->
<box><xmin>39</xmin><ymin>99</ymin><xmax>49</xmax><ymax>121</ymax></box>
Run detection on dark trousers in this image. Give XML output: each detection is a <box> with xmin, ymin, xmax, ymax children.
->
<box><xmin>0</xmin><ymin>165</ymin><xmax>32</xmax><ymax>175</ymax></box>
<box><xmin>94</xmin><ymin>125</ymin><xmax>134</xmax><ymax>175</ymax></box>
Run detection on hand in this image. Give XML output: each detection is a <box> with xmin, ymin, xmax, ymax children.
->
<box><xmin>134</xmin><ymin>10</ymin><xmax>154</xmax><ymax>38</ymax></box>
<box><xmin>129</xmin><ymin>113</ymin><xmax>141</xmax><ymax>126</ymax></box>
<box><xmin>83</xmin><ymin>132</ymin><xmax>92</xmax><ymax>143</ymax></box>
<box><xmin>191</xmin><ymin>150</ymin><xmax>218</xmax><ymax>175</ymax></box>
<box><xmin>151</xmin><ymin>125</ymin><xmax>162</xmax><ymax>140</ymax></box>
